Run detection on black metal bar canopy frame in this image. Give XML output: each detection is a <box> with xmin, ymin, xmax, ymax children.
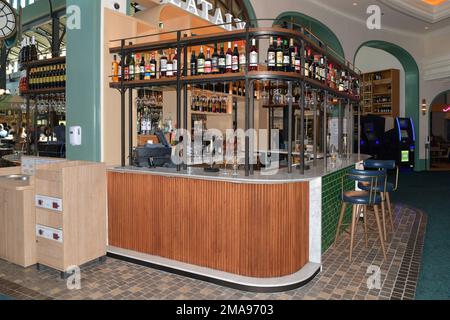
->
<box><xmin>110</xmin><ymin>19</ymin><xmax>362</xmax><ymax>176</ymax></box>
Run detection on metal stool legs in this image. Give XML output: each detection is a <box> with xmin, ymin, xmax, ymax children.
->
<box><xmin>385</xmin><ymin>192</ymin><xmax>395</xmax><ymax>230</ymax></box>
<box><xmin>335</xmin><ymin>203</ymin><xmax>387</xmax><ymax>262</ymax></box>
<box><xmin>373</xmin><ymin>205</ymin><xmax>387</xmax><ymax>260</ymax></box>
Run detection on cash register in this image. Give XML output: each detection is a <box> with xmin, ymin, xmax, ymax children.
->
<box><xmin>132</xmin><ymin>130</ymin><xmax>173</xmax><ymax>168</ymax></box>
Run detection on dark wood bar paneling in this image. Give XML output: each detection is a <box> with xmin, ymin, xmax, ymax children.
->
<box><xmin>108</xmin><ymin>171</ymin><xmax>309</xmax><ymax>278</ymax></box>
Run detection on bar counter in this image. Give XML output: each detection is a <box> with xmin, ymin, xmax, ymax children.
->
<box><xmin>107</xmin><ymin>155</ymin><xmax>366</xmax><ymax>292</ymax></box>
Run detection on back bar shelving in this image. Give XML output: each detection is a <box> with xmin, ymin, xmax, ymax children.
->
<box><xmin>109</xmin><ymin>20</ymin><xmax>362</xmax><ymax>176</ymax></box>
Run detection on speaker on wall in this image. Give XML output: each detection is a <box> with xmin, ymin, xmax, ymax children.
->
<box><xmin>104</xmin><ymin>0</ymin><xmax>127</xmax><ymax>14</ymax></box>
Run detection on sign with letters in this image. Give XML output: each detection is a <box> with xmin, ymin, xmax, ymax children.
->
<box><xmin>160</xmin><ymin>0</ymin><xmax>247</xmax><ymax>31</ymax></box>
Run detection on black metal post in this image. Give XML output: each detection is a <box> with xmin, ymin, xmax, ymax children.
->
<box><xmin>323</xmin><ymin>92</ymin><xmax>328</xmax><ymax>170</ymax></box>
<box><xmin>26</xmin><ymin>97</ymin><xmax>31</xmax><ymax>155</ymax></box>
<box><xmin>338</xmin><ymin>99</ymin><xmax>343</xmax><ymax>155</ymax></box>
<box><xmin>34</xmin><ymin>97</ymin><xmax>38</xmax><ymax>156</ymax></box>
<box><xmin>287</xmin><ymin>81</ymin><xmax>293</xmax><ymax>173</ymax></box>
<box><xmin>249</xmin><ymin>80</ymin><xmax>255</xmax><ymax>175</ymax></box>
<box><xmin>128</xmin><ymin>88</ymin><xmax>133</xmax><ymax>166</ymax></box>
<box><xmin>244</xmin><ymin>25</ymin><xmax>250</xmax><ymax>176</ymax></box>
<box><xmin>300</xmin><ymin>82</ymin><xmax>305</xmax><ymax>174</ymax></box>
<box><xmin>120</xmin><ymin>40</ymin><xmax>126</xmax><ymax>167</ymax></box>
<box><xmin>182</xmin><ymin>36</ymin><xmax>188</xmax><ymax>169</ymax></box>
<box><xmin>176</xmin><ymin>31</ymin><xmax>182</xmax><ymax>172</ymax></box>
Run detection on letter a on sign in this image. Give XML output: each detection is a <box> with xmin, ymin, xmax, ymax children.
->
<box><xmin>66</xmin><ymin>5</ymin><xmax>81</xmax><ymax>30</ymax></box>
<box><xmin>366</xmin><ymin>5</ymin><xmax>381</xmax><ymax>30</ymax></box>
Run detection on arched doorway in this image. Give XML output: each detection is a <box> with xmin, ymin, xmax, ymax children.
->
<box><xmin>429</xmin><ymin>90</ymin><xmax>450</xmax><ymax>171</ymax></box>
<box><xmin>354</xmin><ymin>41</ymin><xmax>421</xmax><ymax>171</ymax></box>
<box><xmin>274</xmin><ymin>11</ymin><xmax>345</xmax><ymax>61</ymax></box>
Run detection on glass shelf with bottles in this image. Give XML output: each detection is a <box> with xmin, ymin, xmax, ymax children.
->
<box><xmin>110</xmin><ymin>32</ymin><xmax>361</xmax><ymax>100</ymax></box>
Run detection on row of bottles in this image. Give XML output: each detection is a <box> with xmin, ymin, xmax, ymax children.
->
<box><xmin>111</xmin><ymin>37</ymin><xmax>359</xmax><ymax>97</ymax></box>
<box><xmin>190</xmin><ymin>93</ymin><xmax>229</xmax><ymax>114</ymax></box>
<box><xmin>19</xmin><ymin>36</ymin><xmax>38</xmax><ymax>64</ymax></box>
<box><xmin>28</xmin><ymin>63</ymin><xmax>67</xmax><ymax>90</ymax></box>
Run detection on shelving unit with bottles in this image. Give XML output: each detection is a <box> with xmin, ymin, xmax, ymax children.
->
<box><xmin>109</xmin><ymin>20</ymin><xmax>362</xmax><ymax>176</ymax></box>
<box><xmin>19</xmin><ymin>56</ymin><xmax>67</xmax><ymax>157</ymax></box>
<box><xmin>362</xmin><ymin>69</ymin><xmax>400</xmax><ymax>117</ymax></box>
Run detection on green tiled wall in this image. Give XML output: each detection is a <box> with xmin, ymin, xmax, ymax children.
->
<box><xmin>322</xmin><ymin>166</ymin><xmax>355</xmax><ymax>253</ymax></box>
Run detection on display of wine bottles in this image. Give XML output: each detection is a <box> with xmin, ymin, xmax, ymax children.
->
<box><xmin>28</xmin><ymin>63</ymin><xmax>66</xmax><ymax>90</ymax></box>
<box><xmin>191</xmin><ymin>93</ymin><xmax>228</xmax><ymax>114</ymax></box>
<box><xmin>111</xmin><ymin>34</ymin><xmax>360</xmax><ymax>97</ymax></box>
<box><xmin>19</xmin><ymin>36</ymin><xmax>38</xmax><ymax>64</ymax></box>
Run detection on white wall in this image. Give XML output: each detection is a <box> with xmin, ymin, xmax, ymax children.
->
<box><xmin>355</xmin><ymin>47</ymin><xmax>406</xmax><ymax>118</ymax></box>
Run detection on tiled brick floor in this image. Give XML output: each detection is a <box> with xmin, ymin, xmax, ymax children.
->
<box><xmin>0</xmin><ymin>204</ymin><xmax>426</xmax><ymax>300</ymax></box>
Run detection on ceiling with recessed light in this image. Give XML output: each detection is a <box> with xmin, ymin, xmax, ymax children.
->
<box><xmin>309</xmin><ymin>0</ymin><xmax>450</xmax><ymax>33</ymax></box>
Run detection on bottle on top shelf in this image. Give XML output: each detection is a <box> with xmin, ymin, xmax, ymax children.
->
<box><xmin>190</xmin><ymin>50</ymin><xmax>197</xmax><ymax>76</ymax></box>
<box><xmin>276</xmin><ymin>37</ymin><xmax>283</xmax><ymax>71</ymax></box>
<box><xmin>218</xmin><ymin>43</ymin><xmax>226</xmax><ymax>74</ymax></box>
<box><xmin>267</xmin><ymin>36</ymin><xmax>276</xmax><ymax>71</ymax></box>
<box><xmin>160</xmin><ymin>50</ymin><xmax>168</xmax><ymax>78</ymax></box>
<box><xmin>232</xmin><ymin>42</ymin><xmax>239</xmax><ymax>73</ymax></box>
<box><xmin>197</xmin><ymin>46</ymin><xmax>205</xmax><ymax>75</ymax></box>
<box><xmin>239</xmin><ymin>43</ymin><xmax>246</xmax><ymax>72</ymax></box>
<box><xmin>212</xmin><ymin>44</ymin><xmax>220</xmax><ymax>74</ymax></box>
<box><xmin>205</xmin><ymin>48</ymin><xmax>212</xmax><ymax>74</ymax></box>
<box><xmin>226</xmin><ymin>42</ymin><xmax>233</xmax><ymax>73</ymax></box>
<box><xmin>166</xmin><ymin>50</ymin><xmax>174</xmax><ymax>77</ymax></box>
<box><xmin>249</xmin><ymin>38</ymin><xmax>258</xmax><ymax>71</ymax></box>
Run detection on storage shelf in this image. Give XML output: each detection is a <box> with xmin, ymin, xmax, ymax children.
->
<box><xmin>20</xmin><ymin>56</ymin><xmax>66</xmax><ymax>69</ymax></box>
<box><xmin>23</xmin><ymin>87</ymin><xmax>66</xmax><ymax>95</ymax></box>
<box><xmin>191</xmin><ymin>111</ymin><xmax>232</xmax><ymax>116</ymax></box>
<box><xmin>110</xmin><ymin>70</ymin><xmax>360</xmax><ymax>101</ymax></box>
<box><xmin>109</xmin><ymin>27</ymin><xmax>360</xmax><ymax>78</ymax></box>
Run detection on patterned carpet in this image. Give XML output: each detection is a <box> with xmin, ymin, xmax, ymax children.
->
<box><xmin>0</xmin><ymin>203</ymin><xmax>426</xmax><ymax>300</ymax></box>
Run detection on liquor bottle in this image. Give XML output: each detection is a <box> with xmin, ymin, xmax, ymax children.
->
<box><xmin>238</xmin><ymin>43</ymin><xmax>246</xmax><ymax>72</ymax></box>
<box><xmin>139</xmin><ymin>54</ymin><xmax>146</xmax><ymax>80</ymax></box>
<box><xmin>249</xmin><ymin>38</ymin><xmax>258</xmax><ymax>71</ymax></box>
<box><xmin>190</xmin><ymin>50</ymin><xmax>197</xmax><ymax>76</ymax></box>
<box><xmin>283</xmin><ymin>39</ymin><xmax>290</xmax><ymax>72</ymax></box>
<box><xmin>218</xmin><ymin>43</ymin><xmax>226</xmax><ymax>74</ymax></box>
<box><xmin>173</xmin><ymin>49</ymin><xmax>178</xmax><ymax>76</ymax></box>
<box><xmin>212</xmin><ymin>44</ymin><xmax>219</xmax><ymax>74</ymax></box>
<box><xmin>30</xmin><ymin>36</ymin><xmax>38</xmax><ymax>62</ymax></box>
<box><xmin>320</xmin><ymin>56</ymin><xmax>325</xmax><ymax>83</ymax></box>
<box><xmin>294</xmin><ymin>47</ymin><xmax>301</xmax><ymax>73</ymax></box>
<box><xmin>166</xmin><ymin>51</ymin><xmax>174</xmax><ymax>77</ymax></box>
<box><xmin>150</xmin><ymin>53</ymin><xmax>157</xmax><ymax>79</ymax></box>
<box><xmin>144</xmin><ymin>54</ymin><xmax>151</xmax><ymax>80</ymax></box>
<box><xmin>276</xmin><ymin>37</ymin><xmax>283</xmax><ymax>71</ymax></box>
<box><xmin>112</xmin><ymin>55</ymin><xmax>119</xmax><ymax>82</ymax></box>
<box><xmin>314</xmin><ymin>55</ymin><xmax>321</xmax><ymax>81</ymax></box>
<box><xmin>129</xmin><ymin>53</ymin><xmax>136</xmax><ymax>81</ymax></box>
<box><xmin>197</xmin><ymin>46</ymin><xmax>205</xmax><ymax>75</ymax></box>
<box><xmin>267</xmin><ymin>37</ymin><xmax>275</xmax><ymax>71</ymax></box>
<box><xmin>232</xmin><ymin>42</ymin><xmax>239</xmax><ymax>73</ymax></box>
<box><xmin>160</xmin><ymin>50</ymin><xmax>168</xmax><ymax>78</ymax></box>
<box><xmin>205</xmin><ymin>48</ymin><xmax>212</xmax><ymax>74</ymax></box>
<box><xmin>289</xmin><ymin>39</ymin><xmax>296</xmax><ymax>72</ymax></box>
<box><xmin>124</xmin><ymin>53</ymin><xmax>130</xmax><ymax>81</ymax></box>
<box><xmin>328</xmin><ymin>64</ymin><xmax>334</xmax><ymax>88</ymax></box>
<box><xmin>343</xmin><ymin>71</ymin><xmax>349</xmax><ymax>92</ymax></box>
<box><xmin>304</xmin><ymin>49</ymin><xmax>310</xmax><ymax>78</ymax></box>
<box><xmin>24</xmin><ymin>37</ymin><xmax>30</xmax><ymax>63</ymax></box>
<box><xmin>338</xmin><ymin>71</ymin><xmax>345</xmax><ymax>92</ymax></box>
<box><xmin>226</xmin><ymin>42</ymin><xmax>233</xmax><ymax>73</ymax></box>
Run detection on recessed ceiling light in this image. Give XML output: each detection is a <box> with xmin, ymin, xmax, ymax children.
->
<box><xmin>425</xmin><ymin>26</ymin><xmax>429</xmax><ymax>30</ymax></box>
<box><xmin>353</xmin><ymin>2</ymin><xmax>358</xmax><ymax>6</ymax></box>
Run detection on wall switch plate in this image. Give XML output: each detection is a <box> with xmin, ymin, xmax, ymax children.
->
<box><xmin>36</xmin><ymin>195</ymin><xmax>63</xmax><ymax>212</ymax></box>
<box><xmin>36</xmin><ymin>225</ymin><xmax>63</xmax><ymax>243</ymax></box>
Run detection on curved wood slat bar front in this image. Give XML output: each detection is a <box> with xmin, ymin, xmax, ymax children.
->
<box><xmin>108</xmin><ymin>171</ymin><xmax>309</xmax><ymax>278</ymax></box>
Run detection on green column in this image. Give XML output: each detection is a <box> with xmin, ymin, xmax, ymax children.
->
<box><xmin>66</xmin><ymin>0</ymin><xmax>101</xmax><ymax>161</ymax></box>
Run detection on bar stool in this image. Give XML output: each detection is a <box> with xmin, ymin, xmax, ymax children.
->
<box><xmin>334</xmin><ymin>169</ymin><xmax>387</xmax><ymax>262</ymax></box>
<box><xmin>359</xmin><ymin>160</ymin><xmax>399</xmax><ymax>241</ymax></box>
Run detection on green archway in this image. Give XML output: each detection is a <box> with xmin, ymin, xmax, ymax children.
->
<box><xmin>274</xmin><ymin>11</ymin><xmax>345</xmax><ymax>61</ymax></box>
<box><xmin>354</xmin><ymin>41</ymin><xmax>422</xmax><ymax>171</ymax></box>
